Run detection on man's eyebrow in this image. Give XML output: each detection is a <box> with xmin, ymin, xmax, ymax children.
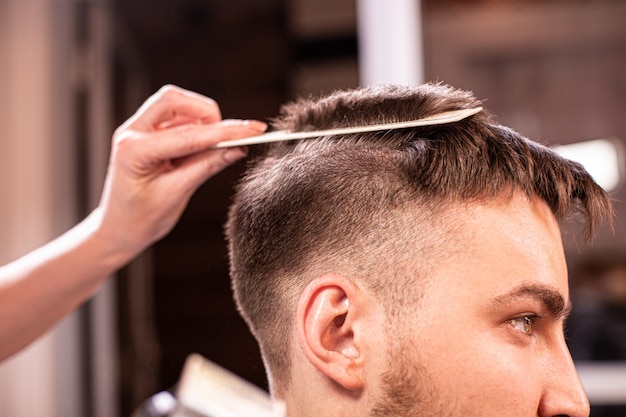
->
<box><xmin>491</xmin><ymin>283</ymin><xmax>572</xmax><ymax>319</ymax></box>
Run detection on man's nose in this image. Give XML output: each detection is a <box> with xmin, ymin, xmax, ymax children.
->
<box><xmin>538</xmin><ymin>340</ymin><xmax>590</xmax><ymax>417</ymax></box>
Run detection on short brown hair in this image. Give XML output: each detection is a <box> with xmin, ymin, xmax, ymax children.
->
<box><xmin>225</xmin><ymin>83</ymin><xmax>612</xmax><ymax>392</ymax></box>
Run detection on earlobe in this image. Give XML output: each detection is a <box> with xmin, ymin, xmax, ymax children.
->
<box><xmin>297</xmin><ymin>275</ymin><xmax>365</xmax><ymax>391</ymax></box>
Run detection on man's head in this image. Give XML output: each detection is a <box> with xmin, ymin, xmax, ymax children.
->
<box><xmin>225</xmin><ymin>83</ymin><xmax>612</xmax><ymax>416</ymax></box>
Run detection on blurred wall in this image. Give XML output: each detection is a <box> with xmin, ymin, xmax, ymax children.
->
<box><xmin>0</xmin><ymin>2</ymin><xmax>82</xmax><ymax>417</ymax></box>
<box><xmin>422</xmin><ymin>0</ymin><xmax>626</xmax><ymax>252</ymax></box>
<box><xmin>0</xmin><ymin>1</ymin><xmax>116</xmax><ymax>417</ymax></box>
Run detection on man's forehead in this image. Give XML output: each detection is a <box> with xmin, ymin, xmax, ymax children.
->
<box><xmin>411</xmin><ymin>193</ymin><xmax>570</xmax><ymax>303</ymax></box>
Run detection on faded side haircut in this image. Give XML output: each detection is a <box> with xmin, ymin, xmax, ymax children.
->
<box><xmin>225</xmin><ymin>83</ymin><xmax>613</xmax><ymax>393</ymax></box>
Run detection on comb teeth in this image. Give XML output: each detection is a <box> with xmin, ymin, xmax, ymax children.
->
<box><xmin>213</xmin><ymin>106</ymin><xmax>483</xmax><ymax>148</ymax></box>
<box><xmin>176</xmin><ymin>354</ymin><xmax>286</xmax><ymax>417</ymax></box>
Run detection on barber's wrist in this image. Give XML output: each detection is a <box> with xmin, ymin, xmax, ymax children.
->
<box><xmin>84</xmin><ymin>207</ymin><xmax>141</xmax><ymax>272</ymax></box>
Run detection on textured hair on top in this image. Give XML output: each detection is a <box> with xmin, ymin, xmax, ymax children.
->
<box><xmin>225</xmin><ymin>83</ymin><xmax>613</xmax><ymax>393</ymax></box>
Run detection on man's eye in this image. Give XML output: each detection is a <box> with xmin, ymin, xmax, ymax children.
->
<box><xmin>508</xmin><ymin>316</ymin><xmax>535</xmax><ymax>335</ymax></box>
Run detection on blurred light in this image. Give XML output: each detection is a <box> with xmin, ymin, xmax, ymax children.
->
<box><xmin>553</xmin><ymin>138</ymin><xmax>621</xmax><ymax>192</ymax></box>
<box><xmin>357</xmin><ymin>0</ymin><xmax>423</xmax><ymax>86</ymax></box>
<box><xmin>576</xmin><ymin>362</ymin><xmax>626</xmax><ymax>405</ymax></box>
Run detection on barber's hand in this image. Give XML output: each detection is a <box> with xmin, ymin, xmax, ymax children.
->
<box><xmin>95</xmin><ymin>85</ymin><xmax>266</xmax><ymax>263</ymax></box>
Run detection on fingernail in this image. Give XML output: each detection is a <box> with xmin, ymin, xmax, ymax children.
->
<box><xmin>223</xmin><ymin>146</ymin><xmax>248</xmax><ymax>163</ymax></box>
<box><xmin>243</xmin><ymin>119</ymin><xmax>268</xmax><ymax>132</ymax></box>
<box><xmin>222</xmin><ymin>119</ymin><xmax>268</xmax><ymax>132</ymax></box>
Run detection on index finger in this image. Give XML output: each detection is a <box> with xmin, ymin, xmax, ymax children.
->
<box><xmin>141</xmin><ymin>119</ymin><xmax>267</xmax><ymax>163</ymax></box>
<box><xmin>121</xmin><ymin>85</ymin><xmax>222</xmax><ymax>133</ymax></box>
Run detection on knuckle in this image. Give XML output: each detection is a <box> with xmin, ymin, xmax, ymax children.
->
<box><xmin>201</xmin><ymin>154</ymin><xmax>226</xmax><ymax>177</ymax></box>
<box><xmin>112</xmin><ymin>130</ymin><xmax>141</xmax><ymax>157</ymax></box>
<box><xmin>154</xmin><ymin>85</ymin><xmax>185</xmax><ymax>105</ymax></box>
<box><xmin>158</xmin><ymin>85</ymin><xmax>219</xmax><ymax>111</ymax></box>
<box><xmin>179</xmin><ymin>127</ymin><xmax>204</xmax><ymax>152</ymax></box>
<box><xmin>157</xmin><ymin>84</ymin><xmax>182</xmax><ymax>96</ymax></box>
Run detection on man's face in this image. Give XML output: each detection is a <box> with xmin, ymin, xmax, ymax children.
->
<box><xmin>371</xmin><ymin>193</ymin><xmax>590</xmax><ymax>417</ymax></box>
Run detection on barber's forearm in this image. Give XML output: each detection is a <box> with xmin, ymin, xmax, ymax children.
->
<box><xmin>0</xmin><ymin>209</ymin><xmax>130</xmax><ymax>361</ymax></box>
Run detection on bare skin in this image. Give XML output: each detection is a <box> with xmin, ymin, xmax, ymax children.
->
<box><xmin>289</xmin><ymin>192</ymin><xmax>590</xmax><ymax>417</ymax></box>
<box><xmin>0</xmin><ymin>85</ymin><xmax>264</xmax><ymax>361</ymax></box>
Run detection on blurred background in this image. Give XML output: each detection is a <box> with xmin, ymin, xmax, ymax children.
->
<box><xmin>0</xmin><ymin>0</ymin><xmax>624</xmax><ymax>416</ymax></box>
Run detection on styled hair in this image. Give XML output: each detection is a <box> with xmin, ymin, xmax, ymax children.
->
<box><xmin>225</xmin><ymin>83</ymin><xmax>613</xmax><ymax>392</ymax></box>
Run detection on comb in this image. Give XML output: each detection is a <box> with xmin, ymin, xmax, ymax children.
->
<box><xmin>214</xmin><ymin>106</ymin><xmax>483</xmax><ymax>148</ymax></box>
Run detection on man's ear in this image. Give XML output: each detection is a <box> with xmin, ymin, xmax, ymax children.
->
<box><xmin>296</xmin><ymin>274</ymin><xmax>365</xmax><ymax>391</ymax></box>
